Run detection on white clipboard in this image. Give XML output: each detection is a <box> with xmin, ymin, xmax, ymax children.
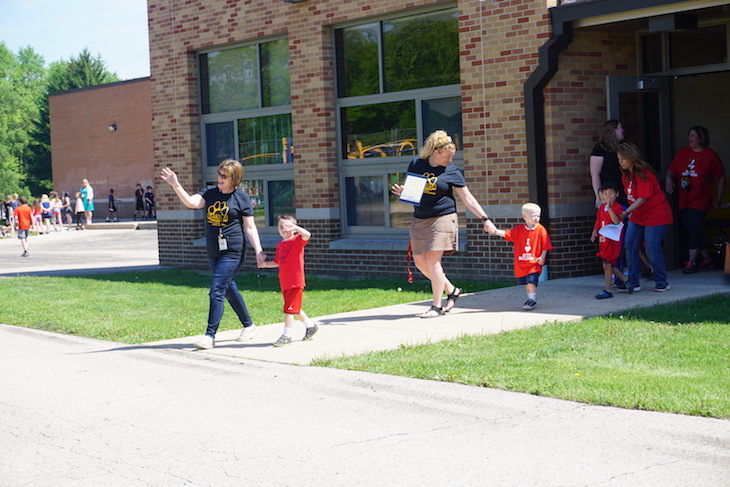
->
<box><xmin>398</xmin><ymin>173</ymin><xmax>428</xmax><ymax>205</ymax></box>
<box><xmin>598</xmin><ymin>222</ymin><xmax>624</xmax><ymax>242</ymax></box>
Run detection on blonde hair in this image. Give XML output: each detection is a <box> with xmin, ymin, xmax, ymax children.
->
<box><xmin>522</xmin><ymin>202</ymin><xmax>541</xmax><ymax>215</ymax></box>
<box><xmin>218</xmin><ymin>159</ymin><xmax>244</xmax><ymax>187</ymax></box>
<box><xmin>419</xmin><ymin>130</ymin><xmax>456</xmax><ymax>159</ymax></box>
<box><xmin>278</xmin><ymin>214</ymin><xmax>297</xmax><ymax>224</ymax></box>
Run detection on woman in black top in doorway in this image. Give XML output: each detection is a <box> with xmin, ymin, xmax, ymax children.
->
<box><xmin>590</xmin><ymin>120</ymin><xmax>627</xmax><ymax>208</ymax></box>
<box><xmin>161</xmin><ymin>159</ymin><xmax>266</xmax><ymax>349</ymax></box>
<box><xmin>391</xmin><ymin>130</ymin><xmax>495</xmax><ymax>318</ymax></box>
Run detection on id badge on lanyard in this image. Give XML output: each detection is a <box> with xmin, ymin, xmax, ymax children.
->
<box><xmin>218</xmin><ymin>228</ymin><xmax>228</xmax><ymax>251</ymax></box>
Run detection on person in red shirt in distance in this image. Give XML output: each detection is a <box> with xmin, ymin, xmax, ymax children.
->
<box><xmin>14</xmin><ymin>196</ymin><xmax>32</xmax><ymax>257</ymax></box>
<box><xmin>258</xmin><ymin>214</ymin><xmax>318</xmax><ymax>347</ymax></box>
<box><xmin>665</xmin><ymin>126</ymin><xmax>725</xmax><ymax>274</ymax></box>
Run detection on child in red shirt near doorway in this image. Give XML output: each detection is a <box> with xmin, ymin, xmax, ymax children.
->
<box><xmin>590</xmin><ymin>182</ymin><xmax>631</xmax><ymax>299</ymax></box>
<box><xmin>488</xmin><ymin>202</ymin><xmax>552</xmax><ymax>310</ymax></box>
<box><xmin>258</xmin><ymin>214</ymin><xmax>318</xmax><ymax>346</ymax></box>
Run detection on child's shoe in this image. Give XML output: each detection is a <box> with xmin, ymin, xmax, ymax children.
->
<box><xmin>699</xmin><ymin>258</ymin><xmax>715</xmax><ymax>270</ymax></box>
<box><xmin>303</xmin><ymin>324</ymin><xmax>319</xmax><ymax>341</ymax></box>
<box><xmin>521</xmin><ymin>299</ymin><xmax>536</xmax><ymax>310</ymax></box>
<box><xmin>682</xmin><ymin>261</ymin><xmax>698</xmax><ymax>274</ymax></box>
<box><xmin>615</xmin><ymin>282</ymin><xmax>639</xmax><ymax>293</ymax></box>
<box><xmin>595</xmin><ymin>290</ymin><xmax>613</xmax><ymax>299</ymax></box>
<box><xmin>273</xmin><ymin>335</ymin><xmax>292</xmax><ymax>347</ymax></box>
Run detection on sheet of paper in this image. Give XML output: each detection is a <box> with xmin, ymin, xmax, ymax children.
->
<box><xmin>399</xmin><ymin>173</ymin><xmax>428</xmax><ymax>205</ymax></box>
<box><xmin>598</xmin><ymin>222</ymin><xmax>624</xmax><ymax>242</ymax></box>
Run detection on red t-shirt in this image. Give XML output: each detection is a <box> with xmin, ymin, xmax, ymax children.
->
<box><xmin>274</xmin><ymin>234</ymin><xmax>308</xmax><ymax>290</ymax></box>
<box><xmin>15</xmin><ymin>204</ymin><xmax>32</xmax><ymax>230</ymax></box>
<box><xmin>503</xmin><ymin>224</ymin><xmax>552</xmax><ymax>278</ymax></box>
<box><xmin>668</xmin><ymin>146</ymin><xmax>725</xmax><ymax>212</ymax></box>
<box><xmin>623</xmin><ymin>169</ymin><xmax>673</xmax><ymax>227</ymax></box>
<box><xmin>594</xmin><ymin>202</ymin><xmax>624</xmax><ymax>266</ymax></box>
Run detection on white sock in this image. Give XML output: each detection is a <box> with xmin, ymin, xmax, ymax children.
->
<box><xmin>527</xmin><ymin>293</ymin><xmax>537</xmax><ymax>302</ymax></box>
<box><xmin>304</xmin><ymin>320</ymin><xmax>315</xmax><ymax>328</ymax></box>
<box><xmin>282</xmin><ymin>327</ymin><xmax>292</xmax><ymax>338</ymax></box>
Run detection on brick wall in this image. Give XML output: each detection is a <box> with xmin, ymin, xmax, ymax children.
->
<box><xmin>49</xmin><ymin>78</ymin><xmax>154</xmax><ymax>217</ymax></box>
<box><xmin>148</xmin><ymin>0</ymin><xmax>640</xmax><ymax>281</ymax></box>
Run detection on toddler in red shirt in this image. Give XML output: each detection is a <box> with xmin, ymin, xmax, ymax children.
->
<box><xmin>488</xmin><ymin>203</ymin><xmax>552</xmax><ymax>310</ymax></box>
<box><xmin>259</xmin><ymin>215</ymin><xmax>318</xmax><ymax>346</ymax></box>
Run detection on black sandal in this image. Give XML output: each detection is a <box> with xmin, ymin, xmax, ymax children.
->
<box><xmin>444</xmin><ymin>287</ymin><xmax>462</xmax><ymax>312</ymax></box>
<box><xmin>420</xmin><ymin>305</ymin><xmax>444</xmax><ymax>318</ymax></box>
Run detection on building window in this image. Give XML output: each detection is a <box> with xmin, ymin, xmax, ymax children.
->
<box><xmin>335</xmin><ymin>7</ymin><xmax>461</xmax><ymax>235</ymax></box>
<box><xmin>242</xmin><ymin>179</ymin><xmax>295</xmax><ymax>229</ymax></box>
<box><xmin>640</xmin><ymin>24</ymin><xmax>729</xmax><ymax>75</ymax></box>
<box><xmin>199</xmin><ymin>38</ymin><xmax>293</xmax><ymax>229</ymax></box>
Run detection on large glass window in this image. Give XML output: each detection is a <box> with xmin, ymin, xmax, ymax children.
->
<box><xmin>335</xmin><ymin>7</ymin><xmax>461</xmax><ymax>234</ymax></box>
<box><xmin>200</xmin><ymin>38</ymin><xmax>293</xmax><ymax>229</ymax></box>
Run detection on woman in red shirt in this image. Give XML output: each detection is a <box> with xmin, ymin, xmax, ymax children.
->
<box><xmin>665</xmin><ymin>126</ymin><xmax>725</xmax><ymax>274</ymax></box>
<box><xmin>617</xmin><ymin>142</ymin><xmax>674</xmax><ymax>292</ymax></box>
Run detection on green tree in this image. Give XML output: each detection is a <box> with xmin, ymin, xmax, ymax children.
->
<box><xmin>0</xmin><ymin>43</ymin><xmax>45</xmax><ymax>197</ymax></box>
<box><xmin>24</xmin><ymin>48</ymin><xmax>119</xmax><ymax>195</ymax></box>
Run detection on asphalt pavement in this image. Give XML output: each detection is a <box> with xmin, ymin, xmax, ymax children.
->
<box><xmin>1</xmin><ymin>223</ymin><xmax>729</xmax><ymax>486</ymax></box>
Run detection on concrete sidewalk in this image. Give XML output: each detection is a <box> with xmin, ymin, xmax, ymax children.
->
<box><xmin>2</xmin><ymin>226</ymin><xmax>729</xmax><ymax>486</ymax></box>
<box><xmin>150</xmin><ymin>269</ymin><xmax>730</xmax><ymax>365</ymax></box>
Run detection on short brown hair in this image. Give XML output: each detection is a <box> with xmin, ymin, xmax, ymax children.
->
<box><xmin>218</xmin><ymin>159</ymin><xmax>244</xmax><ymax>187</ymax></box>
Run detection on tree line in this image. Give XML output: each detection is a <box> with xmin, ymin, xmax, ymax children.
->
<box><xmin>0</xmin><ymin>43</ymin><xmax>119</xmax><ymax>198</ymax></box>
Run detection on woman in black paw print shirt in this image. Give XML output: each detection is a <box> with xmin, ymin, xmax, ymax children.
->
<box><xmin>161</xmin><ymin>159</ymin><xmax>266</xmax><ymax>349</ymax></box>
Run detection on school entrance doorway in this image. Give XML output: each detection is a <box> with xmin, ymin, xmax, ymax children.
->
<box><xmin>607</xmin><ymin>71</ymin><xmax>730</xmax><ymax>270</ymax></box>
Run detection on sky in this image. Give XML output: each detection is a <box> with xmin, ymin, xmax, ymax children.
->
<box><xmin>0</xmin><ymin>0</ymin><xmax>150</xmax><ymax>80</ymax></box>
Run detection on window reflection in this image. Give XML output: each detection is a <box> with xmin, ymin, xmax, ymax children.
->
<box><xmin>239</xmin><ymin>114</ymin><xmax>293</xmax><ymax>165</ymax></box>
<box><xmin>341</xmin><ymin>102</ymin><xmax>417</xmax><ymax>159</ymax></box>
<box><xmin>268</xmin><ymin>180</ymin><xmax>295</xmax><ymax>226</ymax></box>
<box><xmin>345</xmin><ymin>176</ymin><xmax>385</xmax><ymax>226</ymax></box>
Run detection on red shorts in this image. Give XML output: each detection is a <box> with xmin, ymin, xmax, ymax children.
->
<box><xmin>597</xmin><ymin>239</ymin><xmax>622</xmax><ymax>267</ymax></box>
<box><xmin>282</xmin><ymin>287</ymin><xmax>303</xmax><ymax>314</ymax></box>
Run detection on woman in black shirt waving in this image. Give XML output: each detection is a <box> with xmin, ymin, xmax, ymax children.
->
<box><xmin>161</xmin><ymin>159</ymin><xmax>266</xmax><ymax>349</ymax></box>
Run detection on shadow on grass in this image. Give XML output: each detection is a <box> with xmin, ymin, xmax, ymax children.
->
<box><xmin>71</xmin><ymin>268</ymin><xmax>507</xmax><ymax>294</ymax></box>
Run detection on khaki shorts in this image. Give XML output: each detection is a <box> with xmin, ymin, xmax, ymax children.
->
<box><xmin>409</xmin><ymin>213</ymin><xmax>458</xmax><ymax>256</ymax></box>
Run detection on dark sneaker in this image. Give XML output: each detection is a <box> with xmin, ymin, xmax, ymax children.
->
<box><xmin>682</xmin><ymin>262</ymin><xmax>698</xmax><ymax>274</ymax></box>
<box><xmin>699</xmin><ymin>258</ymin><xmax>716</xmax><ymax>270</ymax></box>
<box><xmin>273</xmin><ymin>335</ymin><xmax>292</xmax><ymax>347</ymax></box>
<box><xmin>595</xmin><ymin>290</ymin><xmax>613</xmax><ymax>299</ymax></box>
<box><xmin>654</xmin><ymin>283</ymin><xmax>671</xmax><ymax>292</ymax></box>
<box><xmin>615</xmin><ymin>282</ymin><xmax>640</xmax><ymax>293</ymax></box>
<box><xmin>21</xmin><ymin>251</ymin><xmax>29</xmax><ymax>257</ymax></box>
<box><xmin>303</xmin><ymin>324</ymin><xmax>319</xmax><ymax>341</ymax></box>
<box><xmin>522</xmin><ymin>299</ymin><xmax>536</xmax><ymax>310</ymax></box>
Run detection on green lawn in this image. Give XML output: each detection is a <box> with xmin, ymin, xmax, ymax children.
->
<box><xmin>2</xmin><ymin>269</ymin><xmax>728</xmax><ymax>418</ymax></box>
<box><xmin>314</xmin><ymin>294</ymin><xmax>730</xmax><ymax>418</ymax></box>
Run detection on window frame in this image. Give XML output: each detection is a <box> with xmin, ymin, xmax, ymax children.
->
<box><xmin>334</xmin><ymin>6</ymin><xmax>462</xmax><ymax>237</ymax></box>
<box><xmin>198</xmin><ymin>36</ymin><xmax>293</xmax><ymax>232</ymax></box>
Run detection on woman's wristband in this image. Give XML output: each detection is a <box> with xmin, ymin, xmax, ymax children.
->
<box><xmin>481</xmin><ymin>216</ymin><xmax>490</xmax><ymax>222</ymax></box>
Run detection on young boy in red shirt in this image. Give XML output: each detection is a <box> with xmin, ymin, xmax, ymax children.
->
<box><xmin>590</xmin><ymin>182</ymin><xmax>631</xmax><ymax>299</ymax></box>
<box><xmin>14</xmin><ymin>196</ymin><xmax>32</xmax><ymax>257</ymax></box>
<box><xmin>258</xmin><ymin>215</ymin><xmax>318</xmax><ymax>346</ymax></box>
<box><xmin>488</xmin><ymin>202</ymin><xmax>552</xmax><ymax>310</ymax></box>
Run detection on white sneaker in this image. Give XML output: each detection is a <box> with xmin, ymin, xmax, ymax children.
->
<box><xmin>193</xmin><ymin>335</ymin><xmax>214</xmax><ymax>349</ymax></box>
<box><xmin>236</xmin><ymin>324</ymin><xmax>257</xmax><ymax>341</ymax></box>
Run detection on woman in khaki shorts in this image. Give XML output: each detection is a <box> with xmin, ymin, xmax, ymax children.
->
<box><xmin>391</xmin><ymin>130</ymin><xmax>495</xmax><ymax>318</ymax></box>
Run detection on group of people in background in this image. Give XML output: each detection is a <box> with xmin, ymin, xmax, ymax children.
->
<box><xmin>2</xmin><ymin>179</ymin><xmax>157</xmax><ymax>257</ymax></box>
<box><xmin>590</xmin><ymin>121</ymin><xmax>727</xmax><ymax>300</ymax></box>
